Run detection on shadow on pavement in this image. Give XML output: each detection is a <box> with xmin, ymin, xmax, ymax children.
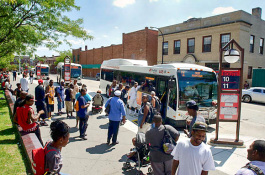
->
<box><xmin>119</xmin><ymin>154</ymin><xmax>128</xmax><ymax>162</ymax></box>
<box><xmin>211</xmin><ymin>147</ymin><xmax>236</xmax><ymax>167</ymax></box>
<box><xmin>97</xmin><ymin>115</ymin><xmax>108</xmax><ymax>119</ymax></box>
<box><xmin>86</xmin><ymin>143</ymin><xmax>115</xmax><ymax>154</ymax></box>
<box><xmin>99</xmin><ymin>123</ymin><xmax>109</xmax><ymax>129</ymax></box>
<box><xmin>68</xmin><ymin>127</ymin><xmax>79</xmax><ymax>133</ymax></box>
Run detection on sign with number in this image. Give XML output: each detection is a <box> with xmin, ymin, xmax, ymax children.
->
<box><xmin>64</xmin><ymin>57</ymin><xmax>71</xmax><ymax>83</ymax></box>
<box><xmin>36</xmin><ymin>66</ymin><xmax>41</xmax><ymax>76</ymax></box>
<box><xmin>221</xmin><ymin>70</ymin><xmax>240</xmax><ymax>90</ymax></box>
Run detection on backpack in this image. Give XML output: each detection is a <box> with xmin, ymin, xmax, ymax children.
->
<box><xmin>243</xmin><ymin>163</ymin><xmax>264</xmax><ymax>175</ymax></box>
<box><xmin>145</xmin><ymin>102</ymin><xmax>155</xmax><ymax>124</ymax></box>
<box><xmin>153</xmin><ymin>96</ymin><xmax>161</xmax><ymax>113</ymax></box>
<box><xmin>162</xmin><ymin>125</ymin><xmax>176</xmax><ymax>154</ymax></box>
<box><xmin>54</xmin><ymin>87</ymin><xmax>59</xmax><ymax>97</ymax></box>
<box><xmin>32</xmin><ymin>142</ymin><xmax>57</xmax><ymax>175</ymax></box>
<box><xmin>74</xmin><ymin>97</ymin><xmax>80</xmax><ymax>112</ymax></box>
<box><xmin>105</xmin><ymin>98</ymin><xmax>112</xmax><ymax>114</ymax></box>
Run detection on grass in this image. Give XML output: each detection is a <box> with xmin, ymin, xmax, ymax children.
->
<box><xmin>0</xmin><ymin>90</ymin><xmax>31</xmax><ymax>175</ymax></box>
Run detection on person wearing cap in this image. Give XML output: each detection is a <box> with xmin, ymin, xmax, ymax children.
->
<box><xmin>77</xmin><ymin>88</ymin><xmax>90</xmax><ymax>140</ymax></box>
<box><xmin>14</xmin><ymin>94</ymin><xmax>45</xmax><ymax>146</ymax></box>
<box><xmin>146</xmin><ymin>115</ymin><xmax>179</xmax><ymax>175</ymax></box>
<box><xmin>184</xmin><ymin>100</ymin><xmax>205</xmax><ymax>138</ymax></box>
<box><xmin>236</xmin><ymin>140</ymin><xmax>265</xmax><ymax>175</ymax></box>
<box><xmin>105</xmin><ymin>90</ymin><xmax>126</xmax><ymax>145</ymax></box>
<box><xmin>128</xmin><ymin>82</ymin><xmax>143</xmax><ymax>116</ymax></box>
<box><xmin>171</xmin><ymin>122</ymin><xmax>215</xmax><ymax>175</ymax></box>
<box><xmin>35</xmin><ymin>79</ymin><xmax>48</xmax><ymax>126</ymax></box>
<box><xmin>56</xmin><ymin>81</ymin><xmax>65</xmax><ymax>116</ymax></box>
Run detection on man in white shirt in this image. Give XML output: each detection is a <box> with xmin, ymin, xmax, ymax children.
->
<box><xmin>171</xmin><ymin>122</ymin><xmax>215</xmax><ymax>175</ymax></box>
<box><xmin>20</xmin><ymin>74</ymin><xmax>29</xmax><ymax>92</ymax></box>
<box><xmin>128</xmin><ymin>82</ymin><xmax>142</xmax><ymax>116</ymax></box>
<box><xmin>236</xmin><ymin>140</ymin><xmax>265</xmax><ymax>175</ymax></box>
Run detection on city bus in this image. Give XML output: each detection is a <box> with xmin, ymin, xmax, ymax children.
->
<box><xmin>35</xmin><ymin>64</ymin><xmax>50</xmax><ymax>80</ymax></box>
<box><xmin>100</xmin><ymin>59</ymin><xmax>218</xmax><ymax>127</ymax></box>
<box><xmin>56</xmin><ymin>62</ymin><xmax>82</xmax><ymax>85</ymax></box>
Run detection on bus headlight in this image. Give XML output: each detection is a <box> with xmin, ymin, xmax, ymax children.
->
<box><xmin>77</xmin><ymin>77</ymin><xmax>81</xmax><ymax>80</ymax></box>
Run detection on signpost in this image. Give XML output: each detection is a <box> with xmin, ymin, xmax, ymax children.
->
<box><xmin>64</xmin><ymin>56</ymin><xmax>71</xmax><ymax>85</ymax></box>
<box><xmin>210</xmin><ymin>39</ymin><xmax>244</xmax><ymax>146</ymax></box>
<box><xmin>37</xmin><ymin>62</ymin><xmax>41</xmax><ymax>79</ymax></box>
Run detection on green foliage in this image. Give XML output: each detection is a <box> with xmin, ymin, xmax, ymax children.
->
<box><xmin>0</xmin><ymin>0</ymin><xmax>93</xmax><ymax>58</ymax></box>
<box><xmin>7</xmin><ymin>64</ymin><xmax>18</xmax><ymax>71</ymax></box>
<box><xmin>54</xmin><ymin>50</ymin><xmax>72</xmax><ymax>65</ymax></box>
<box><xmin>0</xmin><ymin>54</ymin><xmax>14</xmax><ymax>69</ymax></box>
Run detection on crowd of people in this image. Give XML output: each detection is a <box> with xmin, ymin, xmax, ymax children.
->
<box><xmin>1</xmin><ymin>71</ymin><xmax>265</xmax><ymax>175</ymax></box>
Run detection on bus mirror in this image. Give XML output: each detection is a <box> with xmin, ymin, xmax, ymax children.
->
<box><xmin>168</xmin><ymin>79</ymin><xmax>175</xmax><ymax>89</ymax></box>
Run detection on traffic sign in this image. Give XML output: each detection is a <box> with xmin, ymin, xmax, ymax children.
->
<box><xmin>221</xmin><ymin>70</ymin><xmax>240</xmax><ymax>91</ymax></box>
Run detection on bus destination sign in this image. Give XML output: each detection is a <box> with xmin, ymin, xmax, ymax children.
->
<box><xmin>221</xmin><ymin>70</ymin><xmax>240</xmax><ymax>91</ymax></box>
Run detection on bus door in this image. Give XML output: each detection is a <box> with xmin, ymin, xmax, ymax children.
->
<box><xmin>156</xmin><ymin>77</ymin><xmax>168</xmax><ymax>120</ymax></box>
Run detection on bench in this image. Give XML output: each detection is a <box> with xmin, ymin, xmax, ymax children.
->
<box><xmin>4</xmin><ymin>90</ymin><xmax>42</xmax><ymax>172</ymax></box>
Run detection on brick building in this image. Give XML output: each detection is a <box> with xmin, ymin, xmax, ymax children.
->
<box><xmin>157</xmin><ymin>7</ymin><xmax>265</xmax><ymax>84</ymax></box>
<box><xmin>72</xmin><ymin>27</ymin><xmax>158</xmax><ymax>77</ymax></box>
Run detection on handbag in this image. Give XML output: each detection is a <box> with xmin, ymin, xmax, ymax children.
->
<box><xmin>162</xmin><ymin>125</ymin><xmax>176</xmax><ymax>154</ymax></box>
<box><xmin>105</xmin><ymin>98</ymin><xmax>112</xmax><ymax>114</ymax></box>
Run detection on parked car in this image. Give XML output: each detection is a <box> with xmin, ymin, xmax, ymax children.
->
<box><xmin>242</xmin><ymin>87</ymin><xmax>265</xmax><ymax>103</ymax></box>
<box><xmin>96</xmin><ymin>73</ymin><xmax>100</xmax><ymax>81</ymax></box>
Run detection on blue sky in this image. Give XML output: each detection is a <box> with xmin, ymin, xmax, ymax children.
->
<box><xmin>36</xmin><ymin>0</ymin><xmax>265</xmax><ymax>57</ymax></box>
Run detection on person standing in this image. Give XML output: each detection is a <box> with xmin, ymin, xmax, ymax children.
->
<box><xmin>35</xmin><ymin>79</ymin><xmax>48</xmax><ymax>126</ymax></box>
<box><xmin>244</xmin><ymin>81</ymin><xmax>250</xmax><ymax>89</ymax></box>
<box><xmin>20</xmin><ymin>74</ymin><xmax>29</xmax><ymax>92</ymax></box>
<box><xmin>128</xmin><ymin>82</ymin><xmax>142</xmax><ymax>116</ymax></box>
<box><xmin>236</xmin><ymin>140</ymin><xmax>265</xmax><ymax>175</ymax></box>
<box><xmin>30</xmin><ymin>71</ymin><xmax>34</xmax><ymax>84</ymax></box>
<box><xmin>56</xmin><ymin>81</ymin><xmax>65</xmax><ymax>116</ymax></box>
<box><xmin>105</xmin><ymin>90</ymin><xmax>126</xmax><ymax>145</ymax></box>
<box><xmin>138</xmin><ymin>95</ymin><xmax>151</xmax><ymax>133</ymax></box>
<box><xmin>72</xmin><ymin>79</ymin><xmax>79</xmax><ymax>112</ymax></box>
<box><xmin>44</xmin><ymin>77</ymin><xmax>50</xmax><ymax>89</ymax></box>
<box><xmin>65</xmin><ymin>84</ymin><xmax>74</xmax><ymax>118</ymax></box>
<box><xmin>14</xmin><ymin>94</ymin><xmax>45</xmax><ymax>146</ymax></box>
<box><xmin>46</xmin><ymin>80</ymin><xmax>55</xmax><ymax>120</ymax></box>
<box><xmin>121</xmin><ymin>85</ymin><xmax>129</xmax><ymax>113</ymax></box>
<box><xmin>77</xmin><ymin>88</ymin><xmax>90</xmax><ymax>140</ymax></box>
<box><xmin>171</xmin><ymin>122</ymin><xmax>215</xmax><ymax>175</ymax></box>
<box><xmin>14</xmin><ymin>83</ymin><xmax>22</xmax><ymax>100</ymax></box>
<box><xmin>184</xmin><ymin>100</ymin><xmax>205</xmax><ymax>138</ymax></box>
<box><xmin>146</xmin><ymin>115</ymin><xmax>179</xmax><ymax>175</ymax></box>
<box><xmin>13</xmin><ymin>70</ymin><xmax>17</xmax><ymax>81</ymax></box>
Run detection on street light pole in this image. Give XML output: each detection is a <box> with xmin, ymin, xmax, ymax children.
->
<box><xmin>150</xmin><ymin>26</ymin><xmax>164</xmax><ymax>64</ymax></box>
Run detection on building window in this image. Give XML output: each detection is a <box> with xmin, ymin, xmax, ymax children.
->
<box><xmin>187</xmin><ymin>38</ymin><xmax>195</xmax><ymax>53</ymax></box>
<box><xmin>260</xmin><ymin>38</ymin><xmax>264</xmax><ymax>54</ymax></box>
<box><xmin>77</xmin><ymin>55</ymin><xmax>79</xmax><ymax>63</ymax></box>
<box><xmin>203</xmin><ymin>36</ymin><xmax>211</xmax><ymax>52</ymax></box>
<box><xmin>163</xmin><ymin>42</ymin><xmax>168</xmax><ymax>55</ymax></box>
<box><xmin>250</xmin><ymin>35</ymin><xmax>255</xmax><ymax>53</ymax></box>
<box><xmin>174</xmin><ymin>40</ymin><xmax>181</xmax><ymax>54</ymax></box>
<box><xmin>73</xmin><ymin>56</ymin><xmax>76</xmax><ymax>62</ymax></box>
<box><xmin>220</xmin><ymin>33</ymin><xmax>230</xmax><ymax>50</ymax></box>
<box><xmin>248</xmin><ymin>66</ymin><xmax>253</xmax><ymax>79</ymax></box>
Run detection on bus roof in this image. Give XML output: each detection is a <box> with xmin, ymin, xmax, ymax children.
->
<box><xmin>153</xmin><ymin>63</ymin><xmax>214</xmax><ymax>72</ymax></box>
<box><xmin>101</xmin><ymin>58</ymin><xmax>148</xmax><ymax>69</ymax></box>
<box><xmin>35</xmin><ymin>64</ymin><xmax>49</xmax><ymax>67</ymax></box>
<box><xmin>57</xmin><ymin>62</ymin><xmax>82</xmax><ymax>68</ymax></box>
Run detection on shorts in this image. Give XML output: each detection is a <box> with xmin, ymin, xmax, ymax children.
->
<box><xmin>65</xmin><ymin>101</ymin><xmax>73</xmax><ymax>112</ymax></box>
<box><xmin>36</xmin><ymin>102</ymin><xmax>48</xmax><ymax>119</ymax></box>
<box><xmin>129</xmin><ymin>99</ymin><xmax>138</xmax><ymax>108</ymax></box>
<box><xmin>48</xmin><ymin>104</ymin><xmax>54</xmax><ymax>112</ymax></box>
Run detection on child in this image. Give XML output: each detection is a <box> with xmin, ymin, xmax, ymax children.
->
<box><xmin>45</xmin><ymin>120</ymin><xmax>69</xmax><ymax>174</ymax></box>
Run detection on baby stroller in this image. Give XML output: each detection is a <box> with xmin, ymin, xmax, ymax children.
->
<box><xmin>92</xmin><ymin>92</ymin><xmax>104</xmax><ymax>114</ymax></box>
<box><xmin>122</xmin><ymin>132</ymin><xmax>153</xmax><ymax>175</ymax></box>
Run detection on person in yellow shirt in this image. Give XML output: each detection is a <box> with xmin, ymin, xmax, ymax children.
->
<box><xmin>45</xmin><ymin>80</ymin><xmax>55</xmax><ymax>120</ymax></box>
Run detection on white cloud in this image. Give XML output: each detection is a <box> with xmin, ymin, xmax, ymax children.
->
<box><xmin>37</xmin><ymin>47</ymin><xmax>49</xmax><ymax>51</ymax></box>
<box><xmin>102</xmin><ymin>35</ymin><xmax>109</xmax><ymax>38</ymax></box>
<box><xmin>187</xmin><ymin>16</ymin><xmax>193</xmax><ymax>19</ymax></box>
<box><xmin>113</xmin><ymin>0</ymin><xmax>135</xmax><ymax>8</ymax></box>
<box><xmin>212</xmin><ymin>7</ymin><xmax>236</xmax><ymax>15</ymax></box>
<box><xmin>84</xmin><ymin>29</ymin><xmax>93</xmax><ymax>34</ymax></box>
<box><xmin>114</xmin><ymin>26</ymin><xmax>119</xmax><ymax>29</ymax></box>
<box><xmin>149</xmin><ymin>0</ymin><xmax>158</xmax><ymax>2</ymax></box>
<box><xmin>67</xmin><ymin>39</ymin><xmax>85</xmax><ymax>45</ymax></box>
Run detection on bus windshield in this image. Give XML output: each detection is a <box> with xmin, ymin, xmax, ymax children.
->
<box><xmin>41</xmin><ymin>67</ymin><xmax>49</xmax><ymax>75</ymax></box>
<box><xmin>71</xmin><ymin>68</ymin><xmax>81</xmax><ymax>78</ymax></box>
<box><xmin>177</xmin><ymin>70</ymin><xmax>217</xmax><ymax>110</ymax></box>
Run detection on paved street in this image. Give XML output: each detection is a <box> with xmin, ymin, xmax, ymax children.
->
<box><xmin>10</xmin><ymin>74</ymin><xmax>265</xmax><ymax>175</ymax></box>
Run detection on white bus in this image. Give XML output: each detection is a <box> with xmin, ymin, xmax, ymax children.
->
<box><xmin>100</xmin><ymin>59</ymin><xmax>218</xmax><ymax>127</ymax></box>
<box><xmin>56</xmin><ymin>62</ymin><xmax>82</xmax><ymax>85</ymax></box>
<box><xmin>35</xmin><ymin>64</ymin><xmax>50</xmax><ymax>80</ymax></box>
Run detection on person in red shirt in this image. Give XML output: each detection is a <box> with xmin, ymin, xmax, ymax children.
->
<box><xmin>14</xmin><ymin>94</ymin><xmax>45</xmax><ymax>146</ymax></box>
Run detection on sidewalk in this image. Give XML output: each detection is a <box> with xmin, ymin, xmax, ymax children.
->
<box><xmin>10</xmin><ymin>75</ymin><xmax>259</xmax><ymax>175</ymax></box>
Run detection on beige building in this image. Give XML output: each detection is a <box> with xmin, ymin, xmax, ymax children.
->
<box><xmin>157</xmin><ymin>7</ymin><xmax>265</xmax><ymax>85</ymax></box>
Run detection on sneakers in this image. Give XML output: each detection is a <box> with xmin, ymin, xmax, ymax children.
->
<box><xmin>111</xmin><ymin>141</ymin><xmax>119</xmax><ymax>145</ymax></box>
<box><xmin>48</xmin><ymin>117</ymin><xmax>51</xmax><ymax>121</ymax></box>
<box><xmin>80</xmin><ymin>136</ymin><xmax>87</xmax><ymax>140</ymax></box>
<box><xmin>40</xmin><ymin>121</ymin><xmax>48</xmax><ymax>126</ymax></box>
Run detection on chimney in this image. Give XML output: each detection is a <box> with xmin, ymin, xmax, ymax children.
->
<box><xmin>85</xmin><ymin>45</ymin><xmax>87</xmax><ymax>50</ymax></box>
<box><xmin>252</xmin><ymin>7</ymin><xmax>262</xmax><ymax>19</ymax></box>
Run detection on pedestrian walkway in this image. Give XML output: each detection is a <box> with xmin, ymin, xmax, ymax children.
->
<box><xmin>10</xmin><ymin>75</ymin><xmax>261</xmax><ymax>175</ymax></box>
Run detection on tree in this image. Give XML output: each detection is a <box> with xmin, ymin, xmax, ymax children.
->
<box><xmin>0</xmin><ymin>0</ymin><xmax>93</xmax><ymax>58</ymax></box>
<box><xmin>0</xmin><ymin>54</ymin><xmax>14</xmax><ymax>69</ymax></box>
<box><xmin>54</xmin><ymin>50</ymin><xmax>72</xmax><ymax>65</ymax></box>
